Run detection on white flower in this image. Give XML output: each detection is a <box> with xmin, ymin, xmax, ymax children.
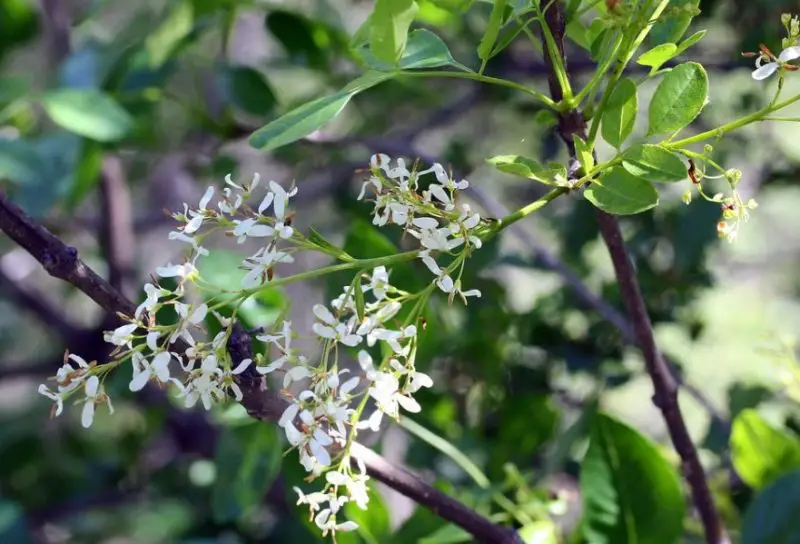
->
<box><xmin>232</xmin><ymin>218</ymin><xmax>275</xmax><ymax>243</ymax></box>
<box><xmin>420</xmin><ymin>253</ymin><xmax>455</xmax><ymax>293</ymax></box>
<box><xmin>268</xmin><ymin>181</ymin><xmax>297</xmax><ymax>239</ymax></box>
<box><xmin>156</xmin><ymin>261</ymin><xmax>196</xmax><ymax>279</ymax></box>
<box><xmin>129</xmin><ymin>351</ymin><xmax>177</xmax><ymax>391</ymax></box>
<box><xmin>135</xmin><ymin>283</ymin><xmax>169</xmax><ymax>319</ymax></box>
<box><xmin>752</xmin><ymin>45</ymin><xmax>800</xmax><ymax>80</ymax></box>
<box><xmin>182</xmin><ymin>186</ymin><xmax>215</xmax><ymax>234</ymax></box>
<box><xmin>364</xmin><ymin>266</ymin><xmax>390</xmax><ymax>300</ymax></box>
<box><xmin>80</xmin><ymin>375</ymin><xmax>114</xmax><ymax>428</ymax></box>
<box><xmin>104</xmin><ymin>323</ymin><xmax>138</xmax><ymax>348</ymax></box>
<box><xmin>55</xmin><ymin>353</ymin><xmax>91</xmax><ymax>393</ymax></box>
<box><xmin>294</xmin><ymin>487</ymin><xmax>331</xmax><ymax>513</ymax></box>
<box><xmin>38</xmin><ymin>384</ymin><xmax>64</xmax><ymax>416</ymax></box>
<box><xmin>241</xmin><ymin>248</ymin><xmax>294</xmax><ymax>289</ymax></box>
<box><xmin>168</xmin><ymin>302</ymin><xmax>207</xmax><ymax>346</ymax></box>
<box><xmin>369</xmin><ymin>372</ymin><xmax>421</xmax><ymax>417</ymax></box>
<box><xmin>312</xmin><ymin>304</ymin><xmax>362</xmax><ymax>347</ymax></box>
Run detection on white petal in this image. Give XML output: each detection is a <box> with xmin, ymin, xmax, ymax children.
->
<box><xmin>199</xmin><ymin>186</ymin><xmax>215</xmax><ymax>209</ymax></box>
<box><xmin>81</xmin><ymin>401</ymin><xmax>96</xmax><ymax>428</ymax></box>
<box><xmin>232</xmin><ymin>358</ymin><xmax>252</xmax><ymax>374</ymax></box>
<box><xmin>412</xmin><ymin>217</ymin><xmax>438</xmax><ymax>230</ymax></box>
<box><xmin>279</xmin><ymin>403</ymin><xmax>299</xmax><ymax>427</ymax></box>
<box><xmin>247</xmin><ymin>224</ymin><xmax>275</xmax><ymax>237</ymax></box>
<box><xmin>752</xmin><ymin>62</ymin><xmax>779</xmax><ymax>80</ymax></box>
<box><xmin>84</xmin><ymin>375</ymin><xmax>99</xmax><ymax>397</ymax></box>
<box><xmin>189</xmin><ymin>304</ymin><xmax>208</xmax><ymax>324</ymax></box>
<box><xmin>129</xmin><ymin>368</ymin><xmax>151</xmax><ymax>391</ymax></box>
<box><xmin>337</xmin><ymin>521</ymin><xmax>359</xmax><ymax>532</ymax></box>
<box><xmin>396</xmin><ymin>394</ymin><xmax>421</xmax><ymax>413</ymax></box>
<box><xmin>313</xmin><ymin>323</ymin><xmax>337</xmax><ymax>339</ymax></box>
<box><xmin>779</xmin><ymin>46</ymin><xmax>800</xmax><ymax>62</ymax></box>
<box><xmin>183</xmin><ymin>215</ymin><xmax>203</xmax><ymax>234</ymax></box>
<box><xmin>257</xmin><ymin>192</ymin><xmax>274</xmax><ymax>214</ymax></box>
<box><xmin>339</xmin><ymin>376</ymin><xmax>360</xmax><ymax>396</ymax></box>
<box><xmin>313</xmin><ymin>304</ymin><xmax>337</xmax><ymax>325</ymax></box>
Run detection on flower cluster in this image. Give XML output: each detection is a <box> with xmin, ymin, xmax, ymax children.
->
<box><xmin>36</xmin><ymin>155</ymin><xmax>483</xmax><ymax>540</ymax></box>
<box><xmin>359</xmin><ymin>154</ymin><xmax>484</xmax><ymax>304</ymax></box>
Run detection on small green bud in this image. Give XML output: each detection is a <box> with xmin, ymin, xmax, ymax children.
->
<box><xmin>703</xmin><ymin>144</ymin><xmax>713</xmax><ymax>156</ymax></box>
<box><xmin>682</xmin><ymin>190</ymin><xmax>692</xmax><ymax>205</ymax></box>
<box><xmin>782</xmin><ymin>13</ymin><xmax>792</xmax><ymax>29</ymax></box>
<box><xmin>725</xmin><ymin>168</ymin><xmax>742</xmax><ymax>187</ymax></box>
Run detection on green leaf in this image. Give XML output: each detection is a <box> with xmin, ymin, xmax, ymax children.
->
<box><xmin>145</xmin><ymin>0</ymin><xmax>194</xmax><ymax>68</ymax></box>
<box><xmin>486</xmin><ymin>154</ymin><xmax>552</xmax><ymax>184</ymax></box>
<box><xmin>370</xmin><ymin>0</ymin><xmax>419</xmax><ymax>64</ymax></box>
<box><xmin>218</xmin><ymin>65</ymin><xmax>277</xmax><ymax>117</ymax></box>
<box><xmin>675</xmin><ymin>29</ymin><xmax>706</xmax><ymax>56</ymax></box>
<box><xmin>519</xmin><ymin>521</ymin><xmax>558</xmax><ymax>544</ymax></box>
<box><xmin>248</xmin><ymin>70</ymin><xmax>392</xmax><ymax>150</ymax></box>
<box><xmin>584</xmin><ymin>167</ymin><xmax>659</xmax><ymax>215</ymax></box>
<box><xmin>741</xmin><ymin>470</ymin><xmax>800</xmax><ymax>543</ymax></box>
<box><xmin>601</xmin><ymin>77</ymin><xmax>637</xmax><ymax>148</ymax></box>
<box><xmin>211</xmin><ymin>422</ymin><xmax>283</xmax><ymax>523</ymax></box>
<box><xmin>649</xmin><ymin>0</ymin><xmax>699</xmax><ymax>45</ymax></box>
<box><xmin>358</xmin><ymin>29</ymin><xmax>460</xmax><ymax>71</ymax></box>
<box><xmin>636</xmin><ymin>43</ymin><xmax>677</xmax><ymax>71</ymax></box>
<box><xmin>307</xmin><ymin>226</ymin><xmax>353</xmax><ymax>260</ymax></box>
<box><xmin>581</xmin><ymin>413</ymin><xmax>685</xmax><ymax>544</ymax></box>
<box><xmin>477</xmin><ymin>0</ymin><xmax>506</xmax><ymax>62</ymax></box>
<box><xmin>0</xmin><ymin>139</ymin><xmax>40</xmax><ymax>185</ymax></box>
<box><xmin>574</xmin><ymin>136</ymin><xmax>594</xmax><ymax>174</ymax></box>
<box><xmin>41</xmin><ymin>89</ymin><xmax>134</xmax><ymax>142</ymax></box>
<box><xmin>265</xmin><ymin>10</ymin><xmax>328</xmax><ymax>70</ymax></box>
<box><xmin>730</xmin><ymin>409</ymin><xmax>800</xmax><ymax>490</ymax></box>
<box><xmin>648</xmin><ymin>62</ymin><xmax>708</xmax><ymax>135</ymax></box>
<box><xmin>621</xmin><ymin>144</ymin><xmax>686</xmax><ymax>183</ymax></box>
<box><xmin>419</xmin><ymin>523</ymin><xmax>472</xmax><ymax>544</ymax></box>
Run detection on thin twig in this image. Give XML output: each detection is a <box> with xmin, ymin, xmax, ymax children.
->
<box><xmin>0</xmin><ymin>190</ymin><xmax>521</xmax><ymax>544</ymax></box>
<box><xmin>537</xmin><ymin>2</ymin><xmax>727</xmax><ymax>543</ymax></box>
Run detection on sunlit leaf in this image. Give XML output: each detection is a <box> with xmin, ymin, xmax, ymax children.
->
<box><xmin>370</xmin><ymin>0</ymin><xmax>419</xmax><ymax>64</ymax></box>
<box><xmin>41</xmin><ymin>89</ymin><xmax>134</xmax><ymax>142</ymax></box>
<box><xmin>249</xmin><ymin>71</ymin><xmax>392</xmax><ymax>150</ymax></box>
<box><xmin>584</xmin><ymin>167</ymin><xmax>658</xmax><ymax>215</ymax></box>
<box><xmin>731</xmin><ymin>409</ymin><xmax>800</xmax><ymax>490</ymax></box>
<box><xmin>648</xmin><ymin>62</ymin><xmax>708</xmax><ymax>135</ymax></box>
<box><xmin>581</xmin><ymin>413</ymin><xmax>685</xmax><ymax>544</ymax></box>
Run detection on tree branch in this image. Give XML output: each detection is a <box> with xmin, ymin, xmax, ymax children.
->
<box><xmin>0</xmin><ymin>262</ymin><xmax>85</xmax><ymax>339</ymax></box>
<box><xmin>98</xmin><ymin>156</ymin><xmax>135</xmax><ymax>295</ymax></box>
<box><xmin>537</xmin><ymin>2</ymin><xmax>727</xmax><ymax>543</ymax></box>
<box><xmin>0</xmin><ymin>190</ymin><xmax>521</xmax><ymax>544</ymax></box>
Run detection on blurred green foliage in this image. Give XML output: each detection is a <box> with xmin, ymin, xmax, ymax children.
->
<box><xmin>1</xmin><ymin>1</ymin><xmax>800</xmax><ymax>543</ymax></box>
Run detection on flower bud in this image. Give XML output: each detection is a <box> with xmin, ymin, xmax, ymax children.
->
<box><xmin>703</xmin><ymin>144</ymin><xmax>714</xmax><ymax>156</ymax></box>
<box><xmin>725</xmin><ymin>168</ymin><xmax>742</xmax><ymax>187</ymax></box>
<box><xmin>682</xmin><ymin>190</ymin><xmax>692</xmax><ymax>205</ymax></box>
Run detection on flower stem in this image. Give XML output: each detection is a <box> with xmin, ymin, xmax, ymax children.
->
<box><xmin>664</xmin><ymin>92</ymin><xmax>800</xmax><ymax>149</ymax></box>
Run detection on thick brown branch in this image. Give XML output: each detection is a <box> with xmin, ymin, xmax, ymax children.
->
<box><xmin>537</xmin><ymin>2</ymin><xmax>727</xmax><ymax>543</ymax></box>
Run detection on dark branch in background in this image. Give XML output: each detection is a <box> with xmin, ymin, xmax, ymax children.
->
<box><xmin>0</xmin><ymin>264</ymin><xmax>85</xmax><ymax>340</ymax></box>
<box><xmin>537</xmin><ymin>2</ymin><xmax>727</xmax><ymax>543</ymax></box>
<box><xmin>39</xmin><ymin>0</ymin><xmax>71</xmax><ymax>66</ymax></box>
<box><xmin>98</xmin><ymin>156</ymin><xmax>135</xmax><ymax>295</ymax></box>
<box><xmin>0</xmin><ymin>192</ymin><xmax>137</xmax><ymax>318</ymax></box>
<box><xmin>0</xmin><ymin>190</ymin><xmax>522</xmax><ymax>544</ymax></box>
